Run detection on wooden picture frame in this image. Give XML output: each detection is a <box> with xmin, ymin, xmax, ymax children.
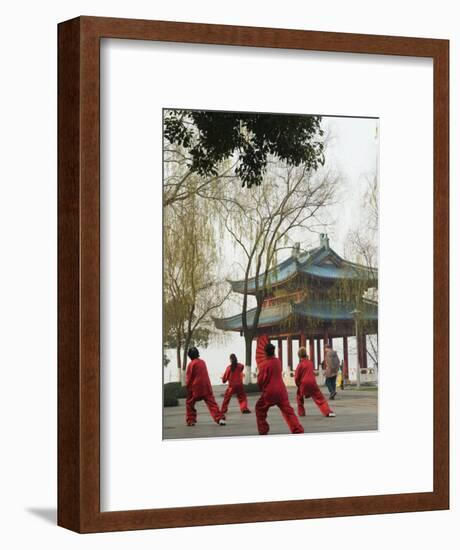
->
<box><xmin>58</xmin><ymin>16</ymin><xmax>449</xmax><ymax>533</ymax></box>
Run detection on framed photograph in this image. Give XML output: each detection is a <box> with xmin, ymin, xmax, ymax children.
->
<box><xmin>162</xmin><ymin>108</ymin><xmax>380</xmax><ymax>441</ymax></box>
<box><xmin>58</xmin><ymin>16</ymin><xmax>449</xmax><ymax>533</ymax></box>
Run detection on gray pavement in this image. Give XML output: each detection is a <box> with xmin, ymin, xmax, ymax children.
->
<box><xmin>163</xmin><ymin>385</ymin><xmax>378</xmax><ymax>440</ymax></box>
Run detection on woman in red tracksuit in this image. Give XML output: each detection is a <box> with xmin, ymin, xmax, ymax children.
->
<box><xmin>255</xmin><ymin>342</ymin><xmax>304</xmax><ymax>435</ymax></box>
<box><xmin>185</xmin><ymin>347</ymin><xmax>226</xmax><ymax>427</ymax></box>
<box><xmin>295</xmin><ymin>347</ymin><xmax>335</xmax><ymax>418</ymax></box>
<box><xmin>221</xmin><ymin>354</ymin><xmax>251</xmax><ymax>417</ymax></box>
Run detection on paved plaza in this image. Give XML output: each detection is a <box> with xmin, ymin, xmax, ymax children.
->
<box><xmin>163</xmin><ymin>385</ymin><xmax>378</xmax><ymax>439</ymax></box>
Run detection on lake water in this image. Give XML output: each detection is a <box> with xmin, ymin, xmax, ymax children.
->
<box><xmin>164</xmin><ymin>332</ymin><xmax>366</xmax><ymax>385</ymax></box>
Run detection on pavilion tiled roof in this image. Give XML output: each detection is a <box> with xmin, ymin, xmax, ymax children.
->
<box><xmin>213</xmin><ymin>298</ymin><xmax>378</xmax><ymax>332</ymax></box>
<box><xmin>227</xmin><ymin>236</ymin><xmax>378</xmax><ymax>295</ymax></box>
<box><xmin>213</xmin><ymin>302</ymin><xmax>292</xmax><ymax>331</ymax></box>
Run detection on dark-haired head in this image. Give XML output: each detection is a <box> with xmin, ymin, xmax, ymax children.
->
<box><xmin>265</xmin><ymin>342</ymin><xmax>276</xmax><ymax>357</ymax></box>
<box><xmin>187</xmin><ymin>347</ymin><xmax>199</xmax><ymax>360</ymax></box>
<box><xmin>230</xmin><ymin>353</ymin><xmax>238</xmax><ymax>371</ymax></box>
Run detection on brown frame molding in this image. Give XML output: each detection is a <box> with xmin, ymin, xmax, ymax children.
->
<box><xmin>58</xmin><ymin>16</ymin><xmax>449</xmax><ymax>533</ymax></box>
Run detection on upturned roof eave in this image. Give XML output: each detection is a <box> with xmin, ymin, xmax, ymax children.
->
<box><xmin>213</xmin><ymin>297</ymin><xmax>378</xmax><ymax>331</ymax></box>
<box><xmin>226</xmin><ymin>244</ymin><xmax>378</xmax><ymax>295</ymax></box>
<box><xmin>229</xmin><ymin>267</ymin><xmax>378</xmax><ymax>294</ymax></box>
<box><xmin>227</xmin><ymin>254</ymin><xmax>298</xmax><ymax>294</ymax></box>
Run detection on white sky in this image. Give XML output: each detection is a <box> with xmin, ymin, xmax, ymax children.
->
<box><xmin>322</xmin><ymin>116</ymin><xmax>379</xmax><ymax>255</ymax></box>
<box><xmin>164</xmin><ymin>115</ymin><xmax>379</xmax><ymax>384</ymax></box>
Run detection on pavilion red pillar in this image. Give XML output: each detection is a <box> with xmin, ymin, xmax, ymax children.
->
<box><xmin>362</xmin><ymin>334</ymin><xmax>368</xmax><ymax>370</ymax></box>
<box><xmin>287</xmin><ymin>336</ymin><xmax>293</xmax><ymax>370</ymax></box>
<box><xmin>300</xmin><ymin>331</ymin><xmax>306</xmax><ymax>348</ymax></box>
<box><xmin>309</xmin><ymin>337</ymin><xmax>315</xmax><ymax>364</ymax></box>
<box><xmin>277</xmin><ymin>338</ymin><xmax>283</xmax><ymax>368</ymax></box>
<box><xmin>343</xmin><ymin>336</ymin><xmax>349</xmax><ymax>381</ymax></box>
<box><xmin>323</xmin><ymin>328</ymin><xmax>329</xmax><ymax>364</ymax></box>
<box><xmin>316</xmin><ymin>338</ymin><xmax>322</xmax><ymax>368</ymax></box>
<box><xmin>357</xmin><ymin>332</ymin><xmax>363</xmax><ymax>373</ymax></box>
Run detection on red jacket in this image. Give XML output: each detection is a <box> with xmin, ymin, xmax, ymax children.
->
<box><xmin>222</xmin><ymin>363</ymin><xmax>244</xmax><ymax>387</ymax></box>
<box><xmin>295</xmin><ymin>359</ymin><xmax>318</xmax><ymax>395</ymax></box>
<box><xmin>257</xmin><ymin>357</ymin><xmax>288</xmax><ymax>404</ymax></box>
<box><xmin>186</xmin><ymin>358</ymin><xmax>213</xmax><ymax>398</ymax></box>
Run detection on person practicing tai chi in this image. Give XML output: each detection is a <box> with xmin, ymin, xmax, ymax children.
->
<box><xmin>185</xmin><ymin>347</ymin><xmax>226</xmax><ymax>427</ymax></box>
<box><xmin>255</xmin><ymin>342</ymin><xmax>304</xmax><ymax>435</ymax></box>
<box><xmin>221</xmin><ymin>354</ymin><xmax>251</xmax><ymax>417</ymax></box>
<box><xmin>295</xmin><ymin>347</ymin><xmax>336</xmax><ymax>418</ymax></box>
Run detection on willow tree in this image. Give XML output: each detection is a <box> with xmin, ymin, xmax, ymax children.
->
<box><xmin>163</xmin><ymin>187</ymin><xmax>230</xmax><ymax>384</ymax></box>
<box><xmin>345</xmin><ymin>172</ymin><xmax>379</xmax><ymax>368</ymax></box>
<box><xmin>217</xmin><ymin>163</ymin><xmax>337</xmax><ymax>381</ymax></box>
<box><xmin>163</xmin><ymin>141</ymin><xmax>236</xmax><ymax>207</ymax></box>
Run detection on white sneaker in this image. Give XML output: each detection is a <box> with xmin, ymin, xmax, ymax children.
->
<box><xmin>328</xmin><ymin>412</ymin><xmax>336</xmax><ymax>417</ymax></box>
<box><xmin>219</xmin><ymin>419</ymin><xmax>226</xmax><ymax>426</ymax></box>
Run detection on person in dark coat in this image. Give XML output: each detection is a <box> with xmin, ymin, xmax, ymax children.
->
<box><xmin>185</xmin><ymin>347</ymin><xmax>226</xmax><ymax>426</ymax></box>
<box><xmin>324</xmin><ymin>343</ymin><xmax>340</xmax><ymax>399</ymax></box>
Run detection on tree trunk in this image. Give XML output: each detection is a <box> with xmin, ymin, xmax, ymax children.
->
<box><xmin>181</xmin><ymin>355</ymin><xmax>187</xmax><ymax>386</ymax></box>
<box><xmin>176</xmin><ymin>344</ymin><xmax>182</xmax><ymax>383</ymax></box>
<box><xmin>244</xmin><ymin>333</ymin><xmax>253</xmax><ymax>384</ymax></box>
<box><xmin>180</xmin><ymin>366</ymin><xmax>187</xmax><ymax>386</ymax></box>
<box><xmin>181</xmin><ymin>335</ymin><xmax>192</xmax><ymax>386</ymax></box>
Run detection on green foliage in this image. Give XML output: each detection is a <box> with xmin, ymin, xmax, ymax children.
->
<box><xmin>189</xmin><ymin>327</ymin><xmax>212</xmax><ymax>348</ymax></box>
<box><xmin>164</xmin><ymin>382</ymin><xmax>181</xmax><ymax>407</ymax></box>
<box><xmin>163</xmin><ymin>382</ymin><xmax>188</xmax><ymax>407</ymax></box>
<box><xmin>243</xmin><ymin>383</ymin><xmax>261</xmax><ymax>394</ymax></box>
<box><xmin>164</xmin><ymin>394</ymin><xmax>179</xmax><ymax>407</ymax></box>
<box><xmin>164</xmin><ymin>110</ymin><xmax>325</xmax><ymax>188</ymax></box>
<box><xmin>163</xmin><ymin>179</ymin><xmax>229</xmax><ymax>370</ymax></box>
<box><xmin>165</xmin><ymin>382</ymin><xmax>182</xmax><ymax>391</ymax></box>
<box><xmin>163</xmin><ymin>326</ymin><xmax>211</xmax><ymax>351</ymax></box>
<box><xmin>168</xmin><ymin>382</ymin><xmax>188</xmax><ymax>399</ymax></box>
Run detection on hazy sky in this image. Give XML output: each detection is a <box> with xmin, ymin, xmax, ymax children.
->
<box><xmin>164</xmin><ymin>115</ymin><xmax>379</xmax><ymax>384</ymax></box>
<box><xmin>320</xmin><ymin>115</ymin><xmax>379</xmax><ymax>255</ymax></box>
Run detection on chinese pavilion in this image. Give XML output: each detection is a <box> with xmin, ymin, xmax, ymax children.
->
<box><xmin>213</xmin><ymin>234</ymin><xmax>378</xmax><ymax>382</ymax></box>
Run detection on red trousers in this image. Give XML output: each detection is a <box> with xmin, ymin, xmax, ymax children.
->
<box><xmin>186</xmin><ymin>393</ymin><xmax>222</xmax><ymax>425</ymax></box>
<box><xmin>296</xmin><ymin>386</ymin><xmax>331</xmax><ymax>417</ymax></box>
<box><xmin>255</xmin><ymin>394</ymin><xmax>304</xmax><ymax>435</ymax></box>
<box><xmin>221</xmin><ymin>385</ymin><xmax>249</xmax><ymax>414</ymax></box>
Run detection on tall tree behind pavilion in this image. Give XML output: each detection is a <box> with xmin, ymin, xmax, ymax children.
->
<box><xmin>345</xmin><ymin>172</ymin><xmax>379</xmax><ymax>368</ymax></box>
<box><xmin>217</xmin><ymin>162</ymin><xmax>337</xmax><ymax>382</ymax></box>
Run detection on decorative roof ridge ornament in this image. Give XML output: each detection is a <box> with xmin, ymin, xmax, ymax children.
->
<box><xmin>319</xmin><ymin>232</ymin><xmax>330</xmax><ymax>250</ymax></box>
<box><xmin>225</xmin><ymin>236</ymin><xmax>378</xmax><ymax>295</ymax></box>
<box><xmin>291</xmin><ymin>242</ymin><xmax>301</xmax><ymax>260</ymax></box>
